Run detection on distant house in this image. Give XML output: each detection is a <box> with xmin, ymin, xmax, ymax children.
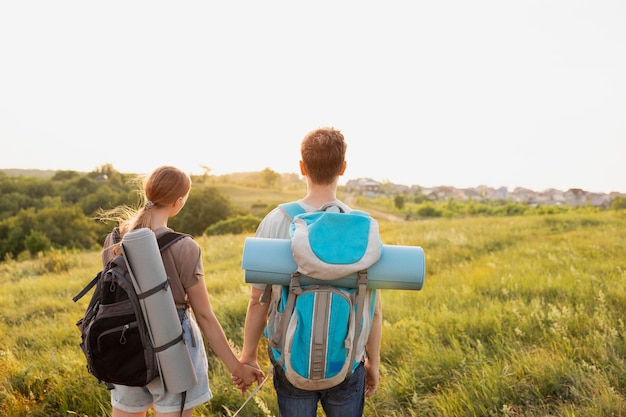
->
<box><xmin>537</xmin><ymin>188</ymin><xmax>566</xmax><ymax>206</ymax></box>
<box><xmin>564</xmin><ymin>188</ymin><xmax>587</xmax><ymax>206</ymax></box>
<box><xmin>587</xmin><ymin>193</ymin><xmax>611</xmax><ymax>208</ymax></box>
<box><xmin>429</xmin><ymin>186</ymin><xmax>466</xmax><ymax>201</ymax></box>
<box><xmin>345</xmin><ymin>178</ymin><xmax>381</xmax><ymax>196</ymax></box>
<box><xmin>509</xmin><ymin>187</ymin><xmax>538</xmax><ymax>204</ymax></box>
<box><xmin>391</xmin><ymin>183</ymin><xmax>411</xmax><ymax>194</ymax></box>
<box><xmin>462</xmin><ymin>187</ymin><xmax>482</xmax><ymax>201</ymax></box>
<box><xmin>490</xmin><ymin>186</ymin><xmax>509</xmax><ymax>200</ymax></box>
<box><xmin>341</xmin><ymin>177</ymin><xmax>621</xmax><ymax>208</ymax></box>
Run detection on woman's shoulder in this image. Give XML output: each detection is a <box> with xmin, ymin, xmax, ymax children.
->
<box><xmin>176</xmin><ymin>233</ymin><xmax>199</xmax><ymax>250</ymax></box>
<box><xmin>156</xmin><ymin>227</ymin><xmax>199</xmax><ymax>251</ymax></box>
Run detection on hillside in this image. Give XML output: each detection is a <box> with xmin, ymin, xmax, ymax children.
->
<box><xmin>1</xmin><ymin>211</ymin><xmax>626</xmax><ymax>416</ymax></box>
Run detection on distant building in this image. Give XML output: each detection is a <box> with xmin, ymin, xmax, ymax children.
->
<box><xmin>345</xmin><ymin>178</ymin><xmax>380</xmax><ymax>196</ymax></box>
<box><xmin>564</xmin><ymin>188</ymin><xmax>587</xmax><ymax>206</ymax></box>
<box><xmin>342</xmin><ymin>177</ymin><xmax>624</xmax><ymax>208</ymax></box>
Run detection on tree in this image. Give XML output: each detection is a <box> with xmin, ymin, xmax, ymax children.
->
<box><xmin>261</xmin><ymin>168</ymin><xmax>281</xmax><ymax>189</ymax></box>
<box><xmin>0</xmin><ymin>206</ymin><xmax>100</xmax><ymax>259</ymax></box>
<box><xmin>31</xmin><ymin>206</ymin><xmax>100</xmax><ymax>250</ymax></box>
<box><xmin>52</xmin><ymin>170</ymin><xmax>81</xmax><ymax>181</ymax></box>
<box><xmin>90</xmin><ymin>164</ymin><xmax>126</xmax><ymax>187</ymax></box>
<box><xmin>610</xmin><ymin>196</ymin><xmax>626</xmax><ymax>210</ymax></box>
<box><xmin>58</xmin><ymin>176</ymin><xmax>99</xmax><ymax>204</ymax></box>
<box><xmin>24</xmin><ymin>229</ymin><xmax>52</xmax><ymax>255</ymax></box>
<box><xmin>169</xmin><ymin>187</ymin><xmax>240</xmax><ymax>236</ymax></box>
<box><xmin>79</xmin><ymin>184</ymin><xmax>125</xmax><ymax>216</ymax></box>
<box><xmin>205</xmin><ymin>214</ymin><xmax>261</xmax><ymax>235</ymax></box>
<box><xmin>394</xmin><ymin>195</ymin><xmax>405</xmax><ymax>210</ymax></box>
<box><xmin>195</xmin><ymin>165</ymin><xmax>214</xmax><ymax>184</ymax></box>
<box><xmin>0</xmin><ymin>191</ymin><xmax>31</xmax><ymax>220</ymax></box>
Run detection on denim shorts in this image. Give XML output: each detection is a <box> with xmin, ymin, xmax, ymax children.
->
<box><xmin>111</xmin><ymin>312</ymin><xmax>212</xmax><ymax>413</ymax></box>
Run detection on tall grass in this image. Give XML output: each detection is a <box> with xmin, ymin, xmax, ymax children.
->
<box><xmin>372</xmin><ymin>211</ymin><xmax>626</xmax><ymax>416</ymax></box>
<box><xmin>1</xmin><ymin>211</ymin><xmax>625</xmax><ymax>416</ymax></box>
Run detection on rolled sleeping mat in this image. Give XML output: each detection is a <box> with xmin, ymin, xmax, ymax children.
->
<box><xmin>242</xmin><ymin>237</ymin><xmax>425</xmax><ymax>290</ymax></box>
<box><xmin>122</xmin><ymin>228</ymin><xmax>197</xmax><ymax>394</ymax></box>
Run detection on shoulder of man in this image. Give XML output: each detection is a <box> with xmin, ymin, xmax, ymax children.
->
<box><xmin>256</xmin><ymin>201</ymin><xmax>300</xmax><ymax>239</ymax></box>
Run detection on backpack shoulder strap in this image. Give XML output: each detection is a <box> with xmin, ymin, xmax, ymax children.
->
<box><xmin>73</xmin><ymin>231</ymin><xmax>188</xmax><ymax>303</ymax></box>
<box><xmin>72</xmin><ymin>272</ymin><xmax>101</xmax><ymax>302</ymax></box>
<box><xmin>259</xmin><ymin>203</ymin><xmax>305</xmax><ymax>305</ymax></box>
<box><xmin>349</xmin><ymin>270</ymin><xmax>369</xmax><ymax>369</ymax></box>
<box><xmin>72</xmin><ymin>227</ymin><xmax>121</xmax><ymax>302</ymax></box>
<box><xmin>111</xmin><ymin>227</ymin><xmax>122</xmax><ymax>244</ymax></box>
<box><xmin>157</xmin><ymin>231</ymin><xmax>188</xmax><ymax>251</ymax></box>
<box><xmin>279</xmin><ymin>202</ymin><xmax>306</xmax><ymax>221</ymax></box>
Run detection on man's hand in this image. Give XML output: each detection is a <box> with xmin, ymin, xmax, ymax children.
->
<box><xmin>232</xmin><ymin>359</ymin><xmax>264</xmax><ymax>394</ymax></box>
<box><xmin>364</xmin><ymin>358</ymin><xmax>379</xmax><ymax>397</ymax></box>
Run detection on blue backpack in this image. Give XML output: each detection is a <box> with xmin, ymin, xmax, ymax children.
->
<box><xmin>265</xmin><ymin>202</ymin><xmax>382</xmax><ymax>391</ymax></box>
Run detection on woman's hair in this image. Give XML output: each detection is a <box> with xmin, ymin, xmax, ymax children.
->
<box><xmin>97</xmin><ymin>166</ymin><xmax>191</xmax><ymax>252</ymax></box>
<box><xmin>300</xmin><ymin>127</ymin><xmax>347</xmax><ymax>185</ymax></box>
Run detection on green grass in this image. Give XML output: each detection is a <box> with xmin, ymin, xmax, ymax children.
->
<box><xmin>213</xmin><ymin>184</ymin><xmax>304</xmax><ymax>215</ymax></box>
<box><xmin>2</xmin><ymin>211</ymin><xmax>626</xmax><ymax>416</ymax></box>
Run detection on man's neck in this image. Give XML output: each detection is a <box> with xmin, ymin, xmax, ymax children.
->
<box><xmin>302</xmin><ymin>181</ymin><xmax>338</xmax><ymax>208</ymax></box>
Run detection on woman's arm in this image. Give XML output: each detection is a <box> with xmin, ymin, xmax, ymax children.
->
<box><xmin>186</xmin><ymin>281</ymin><xmax>264</xmax><ymax>387</ymax></box>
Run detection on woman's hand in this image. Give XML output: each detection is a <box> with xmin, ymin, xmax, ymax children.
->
<box><xmin>231</xmin><ymin>361</ymin><xmax>264</xmax><ymax>395</ymax></box>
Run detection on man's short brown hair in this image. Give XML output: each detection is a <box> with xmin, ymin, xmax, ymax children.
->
<box><xmin>300</xmin><ymin>127</ymin><xmax>347</xmax><ymax>185</ymax></box>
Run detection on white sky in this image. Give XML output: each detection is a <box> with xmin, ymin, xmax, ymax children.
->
<box><xmin>1</xmin><ymin>1</ymin><xmax>625</xmax><ymax>193</ymax></box>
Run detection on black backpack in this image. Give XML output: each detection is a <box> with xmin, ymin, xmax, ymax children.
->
<box><xmin>73</xmin><ymin>228</ymin><xmax>187</xmax><ymax>387</ymax></box>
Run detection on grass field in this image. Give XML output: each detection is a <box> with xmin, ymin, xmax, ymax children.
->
<box><xmin>1</xmin><ymin>210</ymin><xmax>625</xmax><ymax>416</ymax></box>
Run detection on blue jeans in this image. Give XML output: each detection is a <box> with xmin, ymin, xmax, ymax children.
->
<box><xmin>273</xmin><ymin>362</ymin><xmax>366</xmax><ymax>417</ymax></box>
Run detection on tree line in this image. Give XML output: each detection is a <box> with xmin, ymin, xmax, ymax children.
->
<box><xmin>0</xmin><ymin>165</ymin><xmax>254</xmax><ymax>261</ymax></box>
<box><xmin>3</xmin><ymin>164</ymin><xmax>625</xmax><ymax>261</ymax></box>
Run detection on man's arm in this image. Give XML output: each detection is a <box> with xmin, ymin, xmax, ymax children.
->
<box><xmin>240</xmin><ymin>286</ymin><xmax>271</xmax><ymax>366</ymax></box>
<box><xmin>232</xmin><ymin>286</ymin><xmax>270</xmax><ymax>391</ymax></box>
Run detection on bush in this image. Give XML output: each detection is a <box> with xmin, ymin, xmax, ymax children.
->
<box><xmin>416</xmin><ymin>203</ymin><xmax>442</xmax><ymax>218</ymax></box>
<box><xmin>24</xmin><ymin>230</ymin><xmax>51</xmax><ymax>255</ymax></box>
<box><xmin>610</xmin><ymin>196</ymin><xmax>626</xmax><ymax>210</ymax></box>
<box><xmin>205</xmin><ymin>214</ymin><xmax>261</xmax><ymax>236</ymax></box>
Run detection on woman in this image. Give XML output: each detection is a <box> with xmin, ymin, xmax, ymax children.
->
<box><xmin>100</xmin><ymin>166</ymin><xmax>263</xmax><ymax>417</ymax></box>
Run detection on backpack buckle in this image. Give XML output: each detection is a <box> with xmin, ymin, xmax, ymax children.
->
<box><xmin>290</xmin><ymin>271</ymin><xmax>303</xmax><ymax>295</ymax></box>
<box><xmin>357</xmin><ymin>270</ymin><xmax>368</xmax><ymax>287</ymax></box>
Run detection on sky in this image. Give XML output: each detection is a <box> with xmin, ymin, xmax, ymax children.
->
<box><xmin>1</xmin><ymin>1</ymin><xmax>625</xmax><ymax>193</ymax></box>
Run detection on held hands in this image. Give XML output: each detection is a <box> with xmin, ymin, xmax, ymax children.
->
<box><xmin>232</xmin><ymin>362</ymin><xmax>265</xmax><ymax>395</ymax></box>
<box><xmin>232</xmin><ymin>357</ymin><xmax>378</xmax><ymax>397</ymax></box>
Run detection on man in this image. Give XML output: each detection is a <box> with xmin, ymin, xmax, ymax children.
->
<box><xmin>238</xmin><ymin>127</ymin><xmax>382</xmax><ymax>417</ymax></box>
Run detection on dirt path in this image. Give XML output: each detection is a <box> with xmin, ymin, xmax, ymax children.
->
<box><xmin>343</xmin><ymin>194</ymin><xmax>405</xmax><ymax>222</ymax></box>
<box><xmin>363</xmin><ymin>207</ymin><xmax>405</xmax><ymax>222</ymax></box>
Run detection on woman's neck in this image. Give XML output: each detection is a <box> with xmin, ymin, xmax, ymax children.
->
<box><xmin>150</xmin><ymin>206</ymin><xmax>171</xmax><ymax>230</ymax></box>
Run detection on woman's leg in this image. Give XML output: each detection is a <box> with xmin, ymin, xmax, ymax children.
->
<box><xmin>111</xmin><ymin>408</ymin><xmax>146</xmax><ymax>417</ymax></box>
<box><xmin>154</xmin><ymin>408</ymin><xmax>195</xmax><ymax>417</ymax></box>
